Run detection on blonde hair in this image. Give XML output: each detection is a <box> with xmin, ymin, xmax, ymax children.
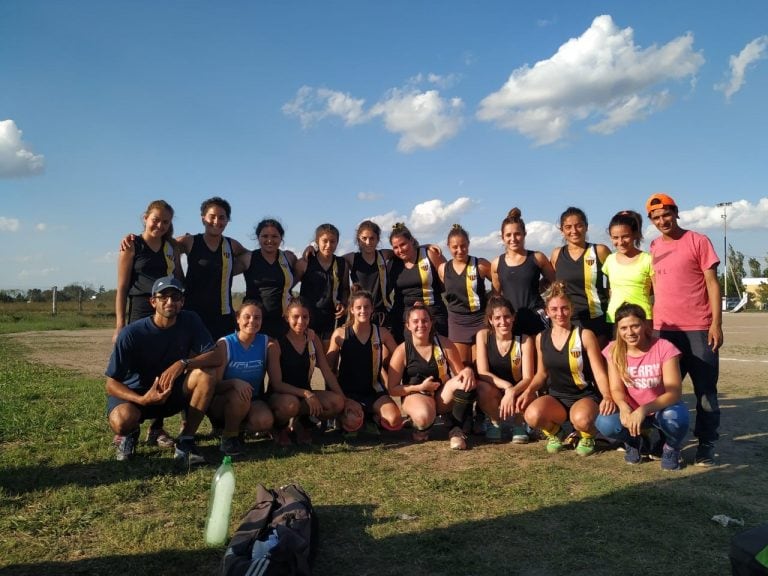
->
<box><xmin>611</xmin><ymin>303</ymin><xmax>651</xmax><ymax>385</ymax></box>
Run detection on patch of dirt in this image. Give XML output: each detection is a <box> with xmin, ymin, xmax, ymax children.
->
<box><xmin>7</xmin><ymin>328</ymin><xmax>114</xmax><ymax>379</ymax></box>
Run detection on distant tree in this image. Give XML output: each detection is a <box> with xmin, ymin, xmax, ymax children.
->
<box><xmin>755</xmin><ymin>281</ymin><xmax>768</xmax><ymax>311</ymax></box>
<box><xmin>748</xmin><ymin>257</ymin><xmax>763</xmax><ymax>278</ymax></box>
<box><xmin>0</xmin><ymin>290</ymin><xmax>14</xmax><ymax>303</ymax></box>
<box><xmin>722</xmin><ymin>245</ymin><xmax>745</xmax><ymax>297</ymax></box>
<box><xmin>26</xmin><ymin>288</ymin><xmax>44</xmax><ymax>302</ymax></box>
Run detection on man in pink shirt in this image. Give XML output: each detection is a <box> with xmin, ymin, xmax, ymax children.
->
<box><xmin>647</xmin><ymin>193</ymin><xmax>722</xmax><ymax>466</ymax></box>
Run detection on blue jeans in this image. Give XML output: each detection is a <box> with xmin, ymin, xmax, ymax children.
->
<box><xmin>595</xmin><ymin>401</ymin><xmax>690</xmax><ymax>449</ymax></box>
<box><xmin>658</xmin><ymin>330</ymin><xmax>719</xmax><ymax>443</ymax></box>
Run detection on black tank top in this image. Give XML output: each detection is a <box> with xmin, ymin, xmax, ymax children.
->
<box><xmin>389</xmin><ymin>247</ymin><xmax>445</xmax><ymax>311</ymax></box>
<box><xmin>184</xmin><ymin>234</ymin><xmax>234</xmax><ymax>319</ymax></box>
<box><xmin>403</xmin><ymin>333</ymin><xmax>449</xmax><ymax>385</ymax></box>
<box><xmin>243</xmin><ymin>250</ymin><xmax>293</xmax><ymax>321</ymax></box>
<box><xmin>278</xmin><ymin>333</ymin><xmax>313</xmax><ymax>390</ymax></box>
<box><xmin>350</xmin><ymin>252</ymin><xmax>390</xmax><ymax>313</ymax></box>
<box><xmin>337</xmin><ymin>326</ymin><xmax>385</xmax><ymax>395</ymax></box>
<box><xmin>486</xmin><ymin>332</ymin><xmax>523</xmax><ymax>384</ymax></box>
<box><xmin>540</xmin><ymin>326</ymin><xmax>596</xmax><ymax>396</ymax></box>
<box><xmin>128</xmin><ymin>236</ymin><xmax>176</xmax><ymax>297</ymax></box>
<box><xmin>497</xmin><ymin>251</ymin><xmax>544</xmax><ymax>313</ymax></box>
<box><xmin>443</xmin><ymin>257</ymin><xmax>486</xmax><ymax>314</ymax></box>
<box><xmin>555</xmin><ymin>244</ymin><xmax>608</xmax><ymax>321</ymax></box>
<box><xmin>300</xmin><ymin>255</ymin><xmax>346</xmax><ymax>315</ymax></box>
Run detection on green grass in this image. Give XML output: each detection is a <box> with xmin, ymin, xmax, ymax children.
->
<box><xmin>1</xmin><ymin>336</ymin><xmax>767</xmax><ymax>575</ymax></box>
<box><xmin>0</xmin><ymin>301</ymin><xmax>113</xmax><ymax>334</ymax></box>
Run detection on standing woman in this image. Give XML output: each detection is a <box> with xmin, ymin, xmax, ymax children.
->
<box><xmin>550</xmin><ymin>207</ymin><xmax>612</xmax><ymax>346</ymax></box>
<box><xmin>268</xmin><ymin>297</ymin><xmax>345</xmax><ymax>445</ymax></box>
<box><xmin>326</xmin><ymin>289</ymin><xmax>403</xmax><ymax>433</ymax></box>
<box><xmin>241</xmin><ymin>218</ymin><xmax>299</xmax><ymax>339</ymax></box>
<box><xmin>114</xmin><ymin>200</ymin><xmax>183</xmax><ymax>343</ymax></box>
<box><xmin>520</xmin><ymin>281</ymin><xmax>614</xmax><ymax>456</ymax></box>
<box><xmin>387</xmin><ymin>303</ymin><xmax>476</xmax><ymax>449</ymax></box>
<box><xmin>207</xmin><ymin>300</ymin><xmax>278</xmax><ymax>456</ymax></box>
<box><xmin>438</xmin><ymin>224</ymin><xmax>492</xmax><ymax>366</ymax></box>
<box><xmin>475</xmin><ymin>295</ymin><xmax>535</xmax><ymax>443</ymax></box>
<box><xmin>343</xmin><ymin>220</ymin><xmax>394</xmax><ymax>327</ymax></box>
<box><xmin>491</xmin><ymin>208</ymin><xmax>555</xmax><ymax>336</ymax></box>
<box><xmin>296</xmin><ymin>223</ymin><xmax>349</xmax><ymax>351</ymax></box>
<box><xmin>176</xmin><ymin>197</ymin><xmax>248</xmax><ymax>340</ymax></box>
<box><xmin>595</xmin><ymin>303</ymin><xmax>689</xmax><ymax>470</ymax></box>
<box><xmin>388</xmin><ymin>223</ymin><xmax>447</xmax><ymax>343</ymax></box>
<box><xmin>603</xmin><ymin>210</ymin><xmax>654</xmax><ymax>326</ymax></box>
<box><xmin>114</xmin><ymin>200</ymin><xmax>183</xmax><ymax>450</ymax></box>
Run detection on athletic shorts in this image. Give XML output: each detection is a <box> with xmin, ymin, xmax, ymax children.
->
<box><xmin>549</xmin><ymin>388</ymin><xmax>601</xmax><ymax>411</ymax></box>
<box><xmin>447</xmin><ymin>310</ymin><xmax>486</xmax><ymax>344</ymax></box>
<box><xmin>572</xmin><ymin>314</ymin><xmax>612</xmax><ymax>341</ymax></box>
<box><xmin>106</xmin><ymin>374</ymin><xmax>187</xmax><ymax>421</ymax></box>
<box><xmin>345</xmin><ymin>390</ymin><xmax>390</xmax><ymax>413</ymax></box>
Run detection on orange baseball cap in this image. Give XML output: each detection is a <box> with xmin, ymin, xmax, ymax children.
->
<box><xmin>645</xmin><ymin>193</ymin><xmax>677</xmax><ymax>215</ymax></box>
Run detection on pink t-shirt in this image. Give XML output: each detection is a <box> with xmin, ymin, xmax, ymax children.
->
<box><xmin>650</xmin><ymin>229</ymin><xmax>719</xmax><ymax>331</ymax></box>
<box><xmin>603</xmin><ymin>337</ymin><xmax>681</xmax><ymax>410</ymax></box>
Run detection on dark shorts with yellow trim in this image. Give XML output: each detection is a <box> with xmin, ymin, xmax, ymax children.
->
<box><xmin>346</xmin><ymin>390</ymin><xmax>391</xmax><ymax>413</ymax></box>
<box><xmin>549</xmin><ymin>387</ymin><xmax>601</xmax><ymax>411</ymax></box>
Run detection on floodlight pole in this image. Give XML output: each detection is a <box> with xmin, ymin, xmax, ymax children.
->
<box><xmin>717</xmin><ymin>201</ymin><xmax>733</xmax><ymax>302</ymax></box>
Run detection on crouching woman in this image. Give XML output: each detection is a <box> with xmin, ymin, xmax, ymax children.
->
<box><xmin>595</xmin><ymin>303</ymin><xmax>689</xmax><ymax>470</ymax></box>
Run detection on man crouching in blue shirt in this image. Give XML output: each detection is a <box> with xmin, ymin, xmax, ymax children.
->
<box><xmin>106</xmin><ymin>276</ymin><xmax>222</xmax><ymax>465</ymax></box>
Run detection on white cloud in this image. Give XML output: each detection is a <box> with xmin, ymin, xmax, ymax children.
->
<box><xmin>282</xmin><ymin>86</ymin><xmax>367</xmax><ymax>128</ymax></box>
<box><xmin>0</xmin><ymin>216</ymin><xmax>21</xmax><ymax>232</ymax></box>
<box><xmin>369</xmin><ymin>89</ymin><xmax>463</xmax><ymax>152</ymax></box>
<box><xmin>367</xmin><ymin>197</ymin><xmax>475</xmax><ymax>242</ymax></box>
<box><xmin>477</xmin><ymin>15</ymin><xmax>704</xmax><ymax>144</ymax></box>
<box><xmin>715</xmin><ymin>36</ymin><xmax>768</xmax><ymax>100</ymax></box>
<box><xmin>643</xmin><ymin>198</ymin><xmax>768</xmax><ymax>240</ymax></box>
<box><xmin>92</xmin><ymin>251</ymin><xmax>119</xmax><ymax>264</ymax></box>
<box><xmin>283</xmin><ymin>83</ymin><xmax>464</xmax><ymax>152</ymax></box>
<box><xmin>468</xmin><ymin>231</ymin><xmax>503</xmax><ymax>252</ymax></box>
<box><xmin>0</xmin><ymin>119</ymin><xmax>45</xmax><ymax>178</ymax></box>
<box><xmin>35</xmin><ymin>223</ymin><xmax>47</xmax><ymax>232</ymax></box>
<box><xmin>356</xmin><ymin>192</ymin><xmax>381</xmax><ymax>202</ymax></box>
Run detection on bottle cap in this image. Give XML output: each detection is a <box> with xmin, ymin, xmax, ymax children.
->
<box><xmin>222</xmin><ymin>455</ymin><xmax>232</xmax><ymax>465</ymax></box>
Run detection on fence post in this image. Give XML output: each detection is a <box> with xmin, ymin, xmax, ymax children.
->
<box><xmin>52</xmin><ymin>286</ymin><xmax>58</xmax><ymax>316</ymax></box>
<box><xmin>78</xmin><ymin>289</ymin><xmax>83</xmax><ymax>313</ymax></box>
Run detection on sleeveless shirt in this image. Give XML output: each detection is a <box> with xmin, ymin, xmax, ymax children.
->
<box><xmin>486</xmin><ymin>332</ymin><xmax>523</xmax><ymax>384</ymax></box>
<box><xmin>555</xmin><ymin>244</ymin><xmax>608</xmax><ymax>322</ymax></box>
<box><xmin>184</xmin><ymin>234</ymin><xmax>234</xmax><ymax>319</ymax></box>
<box><xmin>221</xmin><ymin>332</ymin><xmax>268</xmax><ymax>396</ymax></box>
<box><xmin>443</xmin><ymin>257</ymin><xmax>486</xmax><ymax>314</ymax></box>
<box><xmin>337</xmin><ymin>325</ymin><xmax>386</xmax><ymax>395</ymax></box>
<box><xmin>540</xmin><ymin>326</ymin><xmax>596</xmax><ymax>396</ymax></box>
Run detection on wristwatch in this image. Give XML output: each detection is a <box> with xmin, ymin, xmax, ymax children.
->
<box><xmin>180</xmin><ymin>358</ymin><xmax>190</xmax><ymax>371</ymax></box>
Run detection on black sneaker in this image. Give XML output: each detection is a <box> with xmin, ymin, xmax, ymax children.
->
<box><xmin>174</xmin><ymin>438</ymin><xmax>207</xmax><ymax>466</ymax></box>
<box><xmin>220</xmin><ymin>436</ymin><xmax>246</xmax><ymax>457</ymax></box>
<box><xmin>116</xmin><ymin>429</ymin><xmax>140</xmax><ymax>461</ymax></box>
<box><xmin>695</xmin><ymin>442</ymin><xmax>715</xmax><ymax>467</ymax></box>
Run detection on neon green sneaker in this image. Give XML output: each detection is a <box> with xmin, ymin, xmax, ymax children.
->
<box><xmin>575</xmin><ymin>436</ymin><xmax>596</xmax><ymax>457</ymax></box>
<box><xmin>545</xmin><ymin>431</ymin><xmax>565</xmax><ymax>454</ymax></box>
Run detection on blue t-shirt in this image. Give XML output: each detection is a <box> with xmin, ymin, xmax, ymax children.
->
<box><xmin>106</xmin><ymin>311</ymin><xmax>214</xmax><ymax>393</ymax></box>
<box><xmin>221</xmin><ymin>332</ymin><xmax>268</xmax><ymax>397</ymax></box>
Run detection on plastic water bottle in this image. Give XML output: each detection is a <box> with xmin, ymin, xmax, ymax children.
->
<box><xmin>204</xmin><ymin>455</ymin><xmax>236</xmax><ymax>546</ymax></box>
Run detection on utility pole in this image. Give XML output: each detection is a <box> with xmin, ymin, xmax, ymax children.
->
<box><xmin>717</xmin><ymin>201</ymin><xmax>733</xmax><ymax>308</ymax></box>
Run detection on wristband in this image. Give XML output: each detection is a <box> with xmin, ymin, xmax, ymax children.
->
<box><xmin>180</xmin><ymin>358</ymin><xmax>190</xmax><ymax>371</ymax></box>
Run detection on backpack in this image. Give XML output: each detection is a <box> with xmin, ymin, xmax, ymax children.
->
<box><xmin>221</xmin><ymin>483</ymin><xmax>318</xmax><ymax>576</ymax></box>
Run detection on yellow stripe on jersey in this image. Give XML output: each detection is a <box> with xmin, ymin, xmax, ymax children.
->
<box><xmin>163</xmin><ymin>241</ymin><xmax>175</xmax><ymax>275</ymax></box>
<box><xmin>567</xmin><ymin>328</ymin><xmax>588</xmax><ymax>389</ymax></box>
<box><xmin>582</xmin><ymin>245</ymin><xmax>602</xmax><ymax>319</ymax></box>
<box><xmin>371</xmin><ymin>325</ymin><xmax>385</xmax><ymax>392</ymax></box>
<box><xmin>508</xmin><ymin>336</ymin><xmax>523</xmax><ymax>383</ymax></box>
<box><xmin>219</xmin><ymin>238</ymin><xmax>233</xmax><ymax>315</ymax></box>
<box><xmin>278</xmin><ymin>250</ymin><xmax>294</xmax><ymax>314</ymax></box>
<box><xmin>464</xmin><ymin>257</ymin><xmax>481</xmax><ymax>312</ymax></box>
<box><xmin>376</xmin><ymin>251</ymin><xmax>393</xmax><ymax>311</ymax></box>
<box><xmin>417</xmin><ymin>247</ymin><xmax>435</xmax><ymax>305</ymax></box>
<box><xmin>432</xmin><ymin>336</ymin><xmax>450</xmax><ymax>383</ymax></box>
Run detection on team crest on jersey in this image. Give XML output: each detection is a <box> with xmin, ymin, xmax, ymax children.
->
<box><xmin>512</xmin><ymin>356</ymin><xmax>521</xmax><ymax>366</ymax></box>
<box><xmin>420</xmin><ymin>263</ymin><xmax>430</xmax><ymax>271</ymax></box>
<box><xmin>586</xmin><ymin>258</ymin><xmax>595</xmax><ymax>266</ymax></box>
<box><xmin>468</xmin><ymin>274</ymin><xmax>477</xmax><ymax>281</ymax></box>
<box><xmin>570</xmin><ymin>349</ymin><xmax>581</xmax><ymax>359</ymax></box>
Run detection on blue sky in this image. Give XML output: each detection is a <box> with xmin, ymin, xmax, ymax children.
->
<box><xmin>1</xmin><ymin>1</ymin><xmax>767</xmax><ymax>291</ymax></box>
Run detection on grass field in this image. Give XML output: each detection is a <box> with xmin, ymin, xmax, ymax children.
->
<box><xmin>1</xmin><ymin>311</ymin><xmax>767</xmax><ymax>575</ymax></box>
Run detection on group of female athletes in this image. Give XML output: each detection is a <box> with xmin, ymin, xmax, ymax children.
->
<box><xmin>114</xmin><ymin>197</ymin><xmax>689</xmax><ymax>470</ymax></box>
